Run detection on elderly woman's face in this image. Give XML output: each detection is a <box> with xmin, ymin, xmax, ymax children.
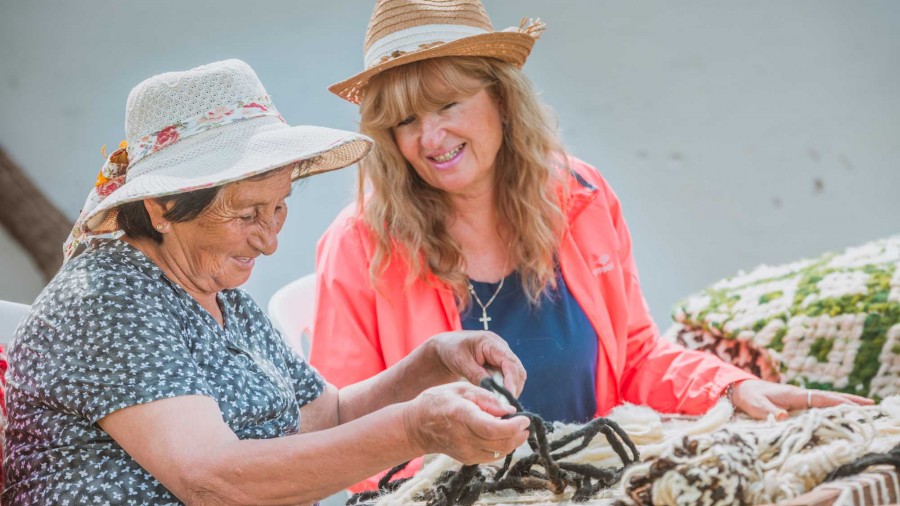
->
<box><xmin>164</xmin><ymin>169</ymin><xmax>291</xmax><ymax>292</ymax></box>
<box><xmin>392</xmin><ymin>82</ymin><xmax>503</xmax><ymax>198</ymax></box>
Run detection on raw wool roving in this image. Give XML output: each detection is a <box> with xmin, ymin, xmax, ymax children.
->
<box><xmin>671</xmin><ymin>235</ymin><xmax>900</xmax><ymax>400</ymax></box>
<box><xmin>619</xmin><ymin>396</ymin><xmax>900</xmax><ymax>506</ymax></box>
<box><xmin>358</xmin><ymin>397</ymin><xmax>900</xmax><ymax>506</ymax></box>
<box><xmin>362</xmin><ymin>397</ymin><xmax>900</xmax><ymax>505</ymax></box>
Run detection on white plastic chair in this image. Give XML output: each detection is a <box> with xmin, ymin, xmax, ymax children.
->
<box><xmin>1</xmin><ymin>299</ymin><xmax>30</xmax><ymax>350</ymax></box>
<box><xmin>267</xmin><ymin>275</ymin><xmax>350</xmax><ymax>504</ymax></box>
<box><xmin>267</xmin><ymin>273</ymin><xmax>316</xmax><ymax>358</ymax></box>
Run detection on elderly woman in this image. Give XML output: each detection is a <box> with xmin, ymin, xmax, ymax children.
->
<box><xmin>311</xmin><ymin>0</ymin><xmax>872</xmax><ymax>437</ymax></box>
<box><xmin>2</xmin><ymin>59</ymin><xmax>531</xmax><ymax>505</ymax></box>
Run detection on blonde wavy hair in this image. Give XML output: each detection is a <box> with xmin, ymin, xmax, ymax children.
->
<box><xmin>358</xmin><ymin>56</ymin><xmax>568</xmax><ymax>307</ymax></box>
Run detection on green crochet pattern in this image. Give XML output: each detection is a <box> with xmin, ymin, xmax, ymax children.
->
<box><xmin>672</xmin><ymin>236</ymin><xmax>900</xmax><ymax>400</ymax></box>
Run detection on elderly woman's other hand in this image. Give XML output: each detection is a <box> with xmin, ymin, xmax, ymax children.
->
<box><xmin>430</xmin><ymin>331</ymin><xmax>527</xmax><ymax>398</ymax></box>
<box><xmin>403</xmin><ymin>382</ymin><xmax>530</xmax><ymax>464</ymax></box>
<box><xmin>731</xmin><ymin>379</ymin><xmax>875</xmax><ymax>421</ymax></box>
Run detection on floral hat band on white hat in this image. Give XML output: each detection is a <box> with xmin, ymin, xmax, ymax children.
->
<box><xmin>63</xmin><ymin>59</ymin><xmax>373</xmax><ymax>262</ymax></box>
<box><xmin>126</xmin><ymin>94</ymin><xmax>284</xmax><ymax>169</ymax></box>
<box><xmin>329</xmin><ymin>0</ymin><xmax>545</xmax><ymax>104</ymax></box>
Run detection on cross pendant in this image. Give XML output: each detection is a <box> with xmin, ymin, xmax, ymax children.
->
<box><xmin>479</xmin><ymin>310</ymin><xmax>492</xmax><ymax>330</ymax></box>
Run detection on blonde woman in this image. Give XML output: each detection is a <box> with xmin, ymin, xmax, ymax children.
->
<box><xmin>310</xmin><ymin>2</ymin><xmax>872</xmax><ymax>488</ymax></box>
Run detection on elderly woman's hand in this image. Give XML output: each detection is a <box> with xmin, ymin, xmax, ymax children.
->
<box><xmin>403</xmin><ymin>382</ymin><xmax>531</xmax><ymax>464</ymax></box>
<box><xmin>429</xmin><ymin>330</ymin><xmax>527</xmax><ymax>397</ymax></box>
<box><xmin>731</xmin><ymin>379</ymin><xmax>874</xmax><ymax>420</ymax></box>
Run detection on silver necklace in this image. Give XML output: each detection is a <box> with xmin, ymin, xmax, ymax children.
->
<box><xmin>468</xmin><ymin>276</ymin><xmax>506</xmax><ymax>330</ymax></box>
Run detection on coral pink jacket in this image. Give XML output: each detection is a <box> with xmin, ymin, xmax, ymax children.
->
<box><xmin>310</xmin><ymin>157</ymin><xmax>755</xmax><ymax>491</ymax></box>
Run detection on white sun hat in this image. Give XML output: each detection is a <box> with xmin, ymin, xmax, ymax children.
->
<box><xmin>64</xmin><ymin>59</ymin><xmax>372</xmax><ymax>261</ymax></box>
<box><xmin>328</xmin><ymin>0</ymin><xmax>545</xmax><ymax>104</ymax></box>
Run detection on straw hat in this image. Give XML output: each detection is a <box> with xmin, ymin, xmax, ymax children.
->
<box><xmin>64</xmin><ymin>59</ymin><xmax>372</xmax><ymax>261</ymax></box>
<box><xmin>329</xmin><ymin>0</ymin><xmax>545</xmax><ymax>104</ymax></box>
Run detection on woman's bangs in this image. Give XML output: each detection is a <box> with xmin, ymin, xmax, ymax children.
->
<box><xmin>418</xmin><ymin>59</ymin><xmax>485</xmax><ymax>105</ymax></box>
<box><xmin>367</xmin><ymin>58</ymin><xmax>488</xmax><ymax>129</ymax></box>
<box><xmin>365</xmin><ymin>67</ymin><xmax>420</xmax><ymax>129</ymax></box>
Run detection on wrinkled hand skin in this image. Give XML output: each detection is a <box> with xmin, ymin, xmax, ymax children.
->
<box><xmin>429</xmin><ymin>331</ymin><xmax>527</xmax><ymax>398</ymax></box>
<box><xmin>732</xmin><ymin>379</ymin><xmax>874</xmax><ymax>421</ymax></box>
<box><xmin>403</xmin><ymin>383</ymin><xmax>531</xmax><ymax>465</ymax></box>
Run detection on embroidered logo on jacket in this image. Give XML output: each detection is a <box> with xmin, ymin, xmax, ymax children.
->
<box><xmin>592</xmin><ymin>254</ymin><xmax>615</xmax><ymax>275</ymax></box>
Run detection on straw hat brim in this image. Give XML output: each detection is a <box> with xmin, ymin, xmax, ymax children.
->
<box><xmin>85</xmin><ymin>117</ymin><xmax>372</xmax><ymax>234</ymax></box>
<box><xmin>329</xmin><ymin>30</ymin><xmax>537</xmax><ymax>104</ymax></box>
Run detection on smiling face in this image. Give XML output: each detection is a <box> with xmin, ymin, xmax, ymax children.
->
<box><xmin>161</xmin><ymin>169</ymin><xmax>292</xmax><ymax>294</ymax></box>
<box><xmin>391</xmin><ymin>78</ymin><xmax>504</xmax><ymax>198</ymax></box>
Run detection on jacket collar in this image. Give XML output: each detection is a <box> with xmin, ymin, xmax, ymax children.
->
<box><xmin>562</xmin><ymin>165</ymin><xmax>601</xmax><ymax>224</ymax></box>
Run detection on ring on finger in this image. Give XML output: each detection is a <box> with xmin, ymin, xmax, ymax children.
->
<box><xmin>806</xmin><ymin>390</ymin><xmax>812</xmax><ymax>409</ymax></box>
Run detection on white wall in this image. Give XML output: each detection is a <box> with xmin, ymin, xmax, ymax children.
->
<box><xmin>1</xmin><ymin>1</ymin><xmax>898</xmax><ymax>330</ymax></box>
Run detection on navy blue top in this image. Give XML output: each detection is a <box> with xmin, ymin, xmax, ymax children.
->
<box><xmin>461</xmin><ymin>270</ymin><xmax>598</xmax><ymax>423</ymax></box>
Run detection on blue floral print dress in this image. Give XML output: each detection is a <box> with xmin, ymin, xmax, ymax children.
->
<box><xmin>3</xmin><ymin>240</ymin><xmax>325</xmax><ymax>505</ymax></box>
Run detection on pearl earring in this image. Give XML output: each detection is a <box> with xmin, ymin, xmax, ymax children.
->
<box><xmin>155</xmin><ymin>223</ymin><xmax>164</xmax><ymax>231</ymax></box>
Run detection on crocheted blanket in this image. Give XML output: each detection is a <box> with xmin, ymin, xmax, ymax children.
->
<box><xmin>365</xmin><ymin>398</ymin><xmax>900</xmax><ymax>506</ymax></box>
<box><xmin>672</xmin><ymin>236</ymin><xmax>900</xmax><ymax>400</ymax></box>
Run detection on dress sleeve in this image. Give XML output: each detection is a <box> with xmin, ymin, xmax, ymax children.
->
<box><xmin>308</xmin><ymin>208</ymin><xmax>388</xmax><ymax>388</ymax></box>
<box><xmin>232</xmin><ymin>290</ymin><xmax>326</xmax><ymax>407</ymax></box>
<box><xmin>595</xmin><ymin>174</ymin><xmax>757</xmax><ymax>414</ymax></box>
<box><xmin>278</xmin><ymin>328</ymin><xmax>327</xmax><ymax>407</ymax></box>
<box><xmin>23</xmin><ymin>270</ymin><xmax>215</xmax><ymax>424</ymax></box>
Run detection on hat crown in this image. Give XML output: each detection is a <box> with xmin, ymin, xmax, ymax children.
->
<box><xmin>125</xmin><ymin>59</ymin><xmax>269</xmax><ymax>148</ymax></box>
<box><xmin>364</xmin><ymin>0</ymin><xmax>494</xmax><ymax>67</ymax></box>
<box><xmin>330</xmin><ymin>0</ymin><xmax>542</xmax><ymax>103</ymax></box>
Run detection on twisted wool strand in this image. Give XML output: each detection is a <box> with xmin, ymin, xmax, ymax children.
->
<box><xmin>373</xmin><ymin>396</ymin><xmax>900</xmax><ymax>505</ymax></box>
<box><xmin>374</xmin><ymin>401</ymin><xmax>735</xmax><ymax>505</ymax></box>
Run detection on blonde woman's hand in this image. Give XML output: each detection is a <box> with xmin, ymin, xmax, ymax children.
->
<box><xmin>429</xmin><ymin>330</ymin><xmax>526</xmax><ymax>397</ymax></box>
<box><xmin>731</xmin><ymin>379</ymin><xmax>874</xmax><ymax>421</ymax></box>
<box><xmin>402</xmin><ymin>382</ymin><xmax>531</xmax><ymax>464</ymax></box>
